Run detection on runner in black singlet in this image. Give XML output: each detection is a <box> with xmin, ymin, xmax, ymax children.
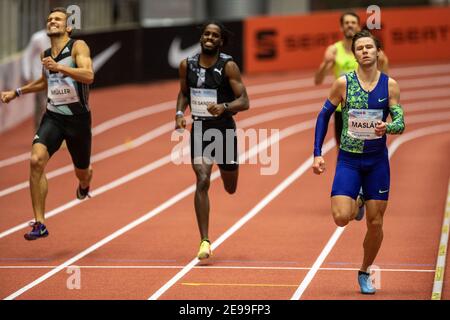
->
<box><xmin>1</xmin><ymin>7</ymin><xmax>94</xmax><ymax>240</ymax></box>
<box><xmin>175</xmin><ymin>22</ymin><xmax>249</xmax><ymax>260</ymax></box>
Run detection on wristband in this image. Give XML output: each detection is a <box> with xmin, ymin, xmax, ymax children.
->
<box><xmin>176</xmin><ymin>111</ymin><xmax>184</xmax><ymax>117</ymax></box>
<box><xmin>223</xmin><ymin>103</ymin><xmax>229</xmax><ymax>110</ymax></box>
<box><xmin>15</xmin><ymin>88</ymin><xmax>22</xmax><ymax>97</ymax></box>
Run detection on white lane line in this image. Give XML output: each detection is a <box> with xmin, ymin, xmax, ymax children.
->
<box><xmin>1</xmin><ymin>94</ymin><xmax>449</xmax><ymax>199</ymax></box>
<box><xmin>0</xmin><ymin>265</ymin><xmax>435</xmax><ymax>273</ymax></box>
<box><xmin>1</xmin><ymin>106</ymin><xmax>449</xmax><ymax>241</ymax></box>
<box><xmin>290</xmin><ymin>122</ymin><xmax>450</xmax><ymax>300</ymax></box>
<box><xmin>291</xmin><ymin>227</ymin><xmax>346</xmax><ymax>300</ymax></box>
<box><xmin>2</xmin><ymin>102</ymin><xmax>449</xmax><ymax>299</ymax></box>
<box><xmin>0</xmin><ymin>100</ymin><xmax>173</xmax><ymax>169</ymax></box>
<box><xmin>2</xmin><ymin>119</ymin><xmax>313</xmax><ymax>300</ymax></box>
<box><xmin>1</xmin><ymin>63</ymin><xmax>449</xmax><ymax>168</ymax></box>
<box><xmin>391</xmin><ymin>63</ymin><xmax>450</xmax><ymax>77</ymax></box>
<box><xmin>147</xmin><ymin>139</ymin><xmax>336</xmax><ymax>300</ymax></box>
<box><xmin>247</xmin><ymin>64</ymin><xmax>450</xmax><ymax>95</ymax></box>
<box><xmin>0</xmin><ymin>107</ymin><xmax>318</xmax><ymax>239</ymax></box>
<box><xmin>431</xmin><ymin>182</ymin><xmax>450</xmax><ymax>300</ymax></box>
<box><xmin>0</xmin><ymin>90</ymin><xmax>323</xmax><ymax>197</ymax></box>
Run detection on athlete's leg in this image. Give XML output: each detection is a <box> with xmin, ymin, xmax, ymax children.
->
<box><xmin>64</xmin><ymin>112</ymin><xmax>93</xmax><ymax>198</ymax></box>
<box><xmin>29</xmin><ymin>143</ymin><xmax>50</xmax><ymax>223</ymax></box>
<box><xmin>218</xmin><ymin>120</ymin><xmax>239</xmax><ymax>194</ymax></box>
<box><xmin>29</xmin><ymin>113</ymin><xmax>64</xmax><ymax>223</ymax></box>
<box><xmin>330</xmin><ymin>150</ymin><xmax>361</xmax><ymax>226</ymax></box>
<box><xmin>360</xmin><ymin>149</ymin><xmax>390</xmax><ymax>272</ymax></box>
<box><xmin>74</xmin><ymin>166</ymin><xmax>93</xmax><ymax>189</ymax></box>
<box><xmin>192</xmin><ymin>159</ymin><xmax>214</xmax><ymax>240</ymax></box>
<box><xmin>219</xmin><ymin>167</ymin><xmax>238</xmax><ymax>194</ymax></box>
<box><xmin>360</xmin><ymin>199</ymin><xmax>387</xmax><ymax>272</ymax></box>
<box><xmin>331</xmin><ymin>195</ymin><xmax>361</xmax><ymax>227</ymax></box>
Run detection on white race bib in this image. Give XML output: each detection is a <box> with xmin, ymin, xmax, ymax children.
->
<box><xmin>347</xmin><ymin>109</ymin><xmax>383</xmax><ymax>140</ymax></box>
<box><xmin>190</xmin><ymin>88</ymin><xmax>217</xmax><ymax>118</ymax></box>
<box><xmin>48</xmin><ymin>73</ymin><xmax>79</xmax><ymax>105</ymax></box>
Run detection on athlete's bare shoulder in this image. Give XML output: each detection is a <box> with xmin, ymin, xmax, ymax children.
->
<box><xmin>388</xmin><ymin>77</ymin><xmax>400</xmax><ymax>104</ymax></box>
<box><xmin>388</xmin><ymin>77</ymin><xmax>399</xmax><ymax>91</ymax></box>
<box><xmin>335</xmin><ymin>75</ymin><xmax>347</xmax><ymax>88</ymax></box>
<box><xmin>328</xmin><ymin>75</ymin><xmax>346</xmax><ymax>105</ymax></box>
<box><xmin>73</xmin><ymin>39</ymin><xmax>89</xmax><ymax>50</ymax></box>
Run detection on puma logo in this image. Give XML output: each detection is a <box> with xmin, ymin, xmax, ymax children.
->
<box><xmin>214</xmin><ymin>68</ymin><xmax>223</xmax><ymax>76</ymax></box>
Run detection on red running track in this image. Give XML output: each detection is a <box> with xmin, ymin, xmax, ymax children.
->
<box><xmin>0</xmin><ymin>61</ymin><xmax>449</xmax><ymax>300</ymax></box>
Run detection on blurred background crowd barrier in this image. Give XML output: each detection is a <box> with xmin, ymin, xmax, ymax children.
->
<box><xmin>0</xmin><ymin>0</ymin><xmax>449</xmax><ymax>132</ymax></box>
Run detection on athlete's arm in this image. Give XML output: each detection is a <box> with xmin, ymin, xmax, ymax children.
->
<box><xmin>175</xmin><ymin>59</ymin><xmax>189</xmax><ymax>129</ymax></box>
<box><xmin>375</xmin><ymin>78</ymin><xmax>404</xmax><ymax>136</ymax></box>
<box><xmin>207</xmin><ymin>61</ymin><xmax>249</xmax><ymax>116</ymax></box>
<box><xmin>42</xmin><ymin>40</ymin><xmax>94</xmax><ymax>84</ymax></box>
<box><xmin>377</xmin><ymin>50</ymin><xmax>389</xmax><ymax>74</ymax></box>
<box><xmin>1</xmin><ymin>53</ymin><xmax>47</xmax><ymax>104</ymax></box>
<box><xmin>314</xmin><ymin>45</ymin><xmax>336</xmax><ymax>85</ymax></box>
<box><xmin>312</xmin><ymin>76</ymin><xmax>345</xmax><ymax>174</ymax></box>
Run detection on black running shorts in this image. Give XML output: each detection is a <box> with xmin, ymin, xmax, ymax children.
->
<box><xmin>33</xmin><ymin>110</ymin><xmax>92</xmax><ymax>169</ymax></box>
<box><xmin>190</xmin><ymin>116</ymin><xmax>238</xmax><ymax>171</ymax></box>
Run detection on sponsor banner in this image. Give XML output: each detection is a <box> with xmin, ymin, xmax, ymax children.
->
<box><xmin>142</xmin><ymin>21</ymin><xmax>243</xmax><ymax>81</ymax></box>
<box><xmin>75</xmin><ymin>29</ymin><xmax>138</xmax><ymax>88</ymax></box>
<box><xmin>245</xmin><ymin>6</ymin><xmax>450</xmax><ymax>73</ymax></box>
<box><xmin>74</xmin><ymin>21</ymin><xmax>243</xmax><ymax>87</ymax></box>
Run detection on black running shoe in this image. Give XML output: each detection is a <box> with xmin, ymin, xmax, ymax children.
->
<box><xmin>76</xmin><ymin>185</ymin><xmax>91</xmax><ymax>200</ymax></box>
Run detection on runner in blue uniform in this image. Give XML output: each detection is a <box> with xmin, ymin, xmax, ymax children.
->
<box><xmin>312</xmin><ymin>30</ymin><xmax>405</xmax><ymax>294</ymax></box>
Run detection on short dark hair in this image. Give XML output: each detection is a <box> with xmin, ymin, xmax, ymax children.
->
<box><xmin>49</xmin><ymin>7</ymin><xmax>73</xmax><ymax>35</ymax></box>
<box><xmin>351</xmin><ymin>29</ymin><xmax>381</xmax><ymax>54</ymax></box>
<box><xmin>200</xmin><ymin>21</ymin><xmax>232</xmax><ymax>47</ymax></box>
<box><xmin>340</xmin><ymin>12</ymin><xmax>360</xmax><ymax>26</ymax></box>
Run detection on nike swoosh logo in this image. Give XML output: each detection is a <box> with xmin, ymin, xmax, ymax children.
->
<box><xmin>378</xmin><ymin>189</ymin><xmax>389</xmax><ymax>194</ymax></box>
<box><xmin>168</xmin><ymin>37</ymin><xmax>200</xmax><ymax>69</ymax></box>
<box><xmin>92</xmin><ymin>42</ymin><xmax>121</xmax><ymax>73</ymax></box>
<box><xmin>378</xmin><ymin>97</ymin><xmax>387</xmax><ymax>102</ymax></box>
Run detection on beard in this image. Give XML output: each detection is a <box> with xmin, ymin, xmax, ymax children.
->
<box><xmin>201</xmin><ymin>44</ymin><xmax>219</xmax><ymax>56</ymax></box>
<box><xmin>344</xmin><ymin>30</ymin><xmax>355</xmax><ymax>39</ymax></box>
<box><xmin>47</xmin><ymin>30</ymin><xmax>64</xmax><ymax>37</ymax></box>
<box><xmin>344</xmin><ymin>29</ymin><xmax>357</xmax><ymax>39</ymax></box>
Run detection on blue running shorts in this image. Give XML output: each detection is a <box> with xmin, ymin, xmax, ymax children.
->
<box><xmin>331</xmin><ymin>148</ymin><xmax>390</xmax><ymax>201</ymax></box>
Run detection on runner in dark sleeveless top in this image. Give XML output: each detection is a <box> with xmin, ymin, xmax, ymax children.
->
<box><xmin>175</xmin><ymin>21</ymin><xmax>249</xmax><ymax>260</ymax></box>
<box><xmin>1</xmin><ymin>7</ymin><xmax>94</xmax><ymax>240</ymax></box>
